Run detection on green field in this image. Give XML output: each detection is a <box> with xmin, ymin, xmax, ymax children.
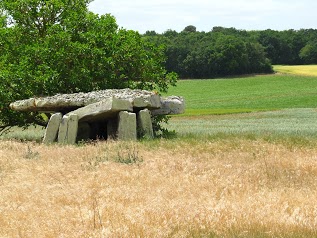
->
<box><xmin>162</xmin><ymin>66</ymin><xmax>317</xmax><ymax>140</ymax></box>
<box><xmin>167</xmin><ymin>108</ymin><xmax>317</xmax><ymax>143</ymax></box>
<box><xmin>166</xmin><ymin>74</ymin><xmax>317</xmax><ymax>116</ymax></box>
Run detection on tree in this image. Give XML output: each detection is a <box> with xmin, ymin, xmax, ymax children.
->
<box><xmin>163</xmin><ymin>29</ymin><xmax>178</xmax><ymax>38</ymax></box>
<box><xmin>299</xmin><ymin>41</ymin><xmax>317</xmax><ymax>64</ymax></box>
<box><xmin>0</xmin><ymin>0</ymin><xmax>177</xmax><ymax>133</ymax></box>
<box><xmin>144</xmin><ymin>30</ymin><xmax>157</xmax><ymax>36</ymax></box>
<box><xmin>182</xmin><ymin>25</ymin><xmax>196</xmax><ymax>33</ymax></box>
<box><xmin>245</xmin><ymin>42</ymin><xmax>272</xmax><ymax>73</ymax></box>
<box><xmin>145</xmin><ymin>28</ymin><xmax>273</xmax><ymax>79</ymax></box>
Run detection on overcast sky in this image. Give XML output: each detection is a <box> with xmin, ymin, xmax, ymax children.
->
<box><xmin>88</xmin><ymin>0</ymin><xmax>317</xmax><ymax>33</ymax></box>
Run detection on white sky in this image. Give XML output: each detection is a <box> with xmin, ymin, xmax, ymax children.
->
<box><xmin>88</xmin><ymin>0</ymin><xmax>317</xmax><ymax>33</ymax></box>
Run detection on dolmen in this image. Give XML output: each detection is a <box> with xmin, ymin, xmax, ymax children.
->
<box><xmin>10</xmin><ymin>89</ymin><xmax>185</xmax><ymax>144</ymax></box>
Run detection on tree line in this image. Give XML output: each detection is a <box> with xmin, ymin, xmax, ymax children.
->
<box><xmin>143</xmin><ymin>26</ymin><xmax>317</xmax><ymax>79</ymax></box>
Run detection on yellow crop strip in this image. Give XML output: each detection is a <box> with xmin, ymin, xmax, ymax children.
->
<box><xmin>274</xmin><ymin>65</ymin><xmax>317</xmax><ymax>76</ymax></box>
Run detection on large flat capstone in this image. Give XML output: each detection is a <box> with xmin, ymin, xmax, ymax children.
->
<box><xmin>10</xmin><ymin>89</ymin><xmax>161</xmax><ymax>112</ymax></box>
<box><xmin>66</xmin><ymin>97</ymin><xmax>133</xmax><ymax>122</ymax></box>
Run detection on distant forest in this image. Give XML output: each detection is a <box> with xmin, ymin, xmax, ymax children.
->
<box><xmin>143</xmin><ymin>26</ymin><xmax>317</xmax><ymax>78</ymax></box>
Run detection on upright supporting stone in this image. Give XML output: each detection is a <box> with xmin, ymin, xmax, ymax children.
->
<box><xmin>117</xmin><ymin>111</ymin><xmax>137</xmax><ymax>140</ymax></box>
<box><xmin>58</xmin><ymin>115</ymin><xmax>69</xmax><ymax>143</ymax></box>
<box><xmin>58</xmin><ymin>114</ymin><xmax>79</xmax><ymax>144</ymax></box>
<box><xmin>43</xmin><ymin>113</ymin><xmax>62</xmax><ymax>144</ymax></box>
<box><xmin>137</xmin><ymin>109</ymin><xmax>154</xmax><ymax>139</ymax></box>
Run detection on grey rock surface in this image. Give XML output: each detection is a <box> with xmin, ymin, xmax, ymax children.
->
<box><xmin>151</xmin><ymin>96</ymin><xmax>185</xmax><ymax>116</ymax></box>
<box><xmin>66</xmin><ymin>97</ymin><xmax>133</xmax><ymax>122</ymax></box>
<box><xmin>117</xmin><ymin>111</ymin><xmax>137</xmax><ymax>141</ymax></box>
<box><xmin>43</xmin><ymin>113</ymin><xmax>62</xmax><ymax>144</ymax></box>
<box><xmin>10</xmin><ymin>89</ymin><xmax>161</xmax><ymax>112</ymax></box>
<box><xmin>58</xmin><ymin>114</ymin><xmax>79</xmax><ymax>144</ymax></box>
<box><xmin>137</xmin><ymin>109</ymin><xmax>154</xmax><ymax>139</ymax></box>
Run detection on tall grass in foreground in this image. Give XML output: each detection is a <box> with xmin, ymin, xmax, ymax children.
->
<box><xmin>0</xmin><ymin>139</ymin><xmax>317</xmax><ymax>237</ymax></box>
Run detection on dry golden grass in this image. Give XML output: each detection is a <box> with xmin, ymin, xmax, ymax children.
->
<box><xmin>1</xmin><ymin>138</ymin><xmax>317</xmax><ymax>237</ymax></box>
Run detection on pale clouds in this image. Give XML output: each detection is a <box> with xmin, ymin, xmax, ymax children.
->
<box><xmin>88</xmin><ymin>0</ymin><xmax>317</xmax><ymax>33</ymax></box>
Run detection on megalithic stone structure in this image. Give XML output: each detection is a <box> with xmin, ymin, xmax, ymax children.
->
<box><xmin>9</xmin><ymin>89</ymin><xmax>185</xmax><ymax>144</ymax></box>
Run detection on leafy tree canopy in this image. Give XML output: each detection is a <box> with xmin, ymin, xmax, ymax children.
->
<box><xmin>146</xmin><ymin>28</ymin><xmax>273</xmax><ymax>79</ymax></box>
<box><xmin>145</xmin><ymin>26</ymin><xmax>317</xmax><ymax>79</ymax></box>
<box><xmin>299</xmin><ymin>40</ymin><xmax>317</xmax><ymax>64</ymax></box>
<box><xmin>182</xmin><ymin>25</ymin><xmax>196</xmax><ymax>33</ymax></box>
<box><xmin>0</xmin><ymin>0</ymin><xmax>177</xmax><ymax>132</ymax></box>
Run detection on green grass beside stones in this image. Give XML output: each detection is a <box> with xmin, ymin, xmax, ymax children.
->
<box><xmin>163</xmin><ymin>72</ymin><xmax>317</xmax><ymax>142</ymax></box>
<box><xmin>167</xmin><ymin>108</ymin><xmax>317</xmax><ymax>142</ymax></box>
<box><xmin>166</xmin><ymin>74</ymin><xmax>317</xmax><ymax>116</ymax></box>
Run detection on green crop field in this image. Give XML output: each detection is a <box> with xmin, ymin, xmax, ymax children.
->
<box><xmin>163</xmin><ymin>66</ymin><xmax>317</xmax><ymax>140</ymax></box>
<box><xmin>166</xmin><ymin>74</ymin><xmax>317</xmax><ymax>116</ymax></box>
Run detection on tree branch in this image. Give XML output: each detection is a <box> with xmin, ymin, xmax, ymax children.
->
<box><xmin>31</xmin><ymin>117</ymin><xmax>47</xmax><ymax>127</ymax></box>
<box><xmin>0</xmin><ymin>125</ymin><xmax>11</xmax><ymax>136</ymax></box>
